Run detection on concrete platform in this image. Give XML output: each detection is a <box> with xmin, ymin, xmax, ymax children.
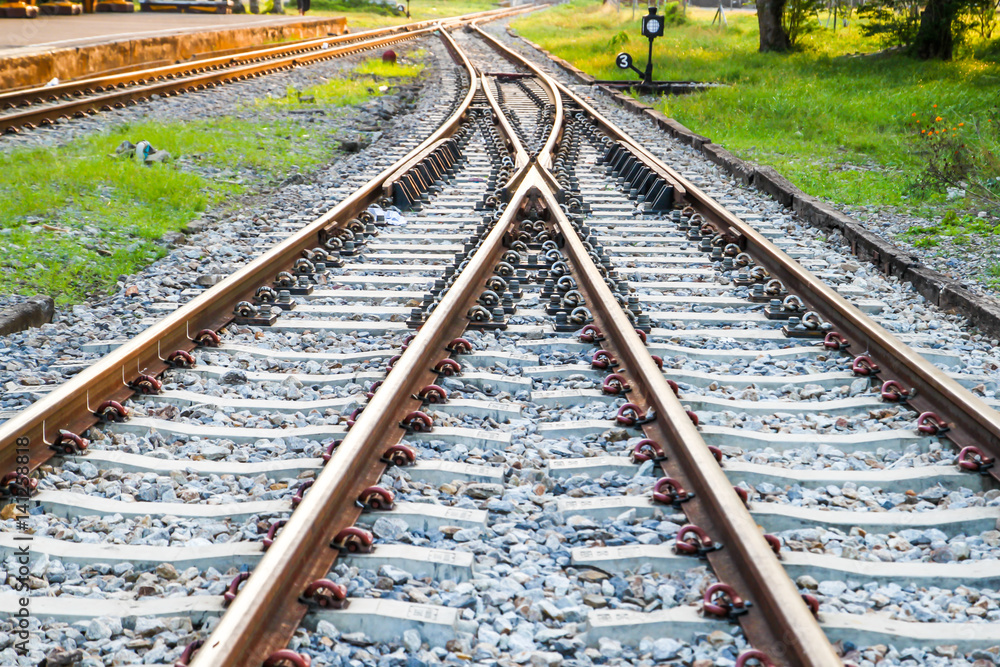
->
<box><xmin>1</xmin><ymin>13</ymin><xmax>348</xmax><ymax>88</ymax></box>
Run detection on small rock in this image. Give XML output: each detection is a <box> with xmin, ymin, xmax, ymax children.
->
<box><xmin>529</xmin><ymin>651</ymin><xmax>563</xmax><ymax>667</ymax></box>
<box><xmin>817</xmin><ymin>580</ymin><xmax>847</xmax><ymax>597</ymax></box>
<box><xmin>402</xmin><ymin>629</ymin><xmax>421</xmax><ymax>653</ymax></box>
<box><xmin>134</xmin><ymin>617</ymin><xmax>167</xmax><ymax>637</ymax></box>
<box><xmin>848</xmin><ymin>378</ymin><xmax>869</xmax><ymax>397</ymax></box>
<box><xmin>453</xmin><ymin>528</ymin><xmax>481</xmax><ymax>543</ymax></box>
<box><xmin>372</xmin><ymin>517</ymin><xmax>409</xmax><ymax>540</ymax></box>
<box><xmin>316</xmin><ymin>620</ymin><xmax>340</xmax><ymax>639</ymax></box>
<box><xmin>706</xmin><ymin>630</ymin><xmax>733</xmax><ymax>647</ymax></box>
<box><xmin>42</xmin><ymin>648</ymin><xmax>85</xmax><ymax>667</ymax></box>
<box><xmin>597</xmin><ymin>638</ymin><xmax>622</xmax><ymax>659</ymax></box>
<box><xmin>537</xmin><ymin>599</ymin><xmax>564</xmax><ymax>621</ymax></box>
<box><xmin>221</xmin><ymin>370</ymin><xmax>248</xmax><ymax>385</ymax></box>
<box><xmin>341</xmin><ymin>632</ymin><xmax>373</xmax><ymax>646</ymax></box>
<box><xmin>200</xmin><ymin>444</ymin><xmax>231</xmax><ymax>461</ymax></box>
<box><xmin>161</xmin><ymin>231</ymin><xmax>186</xmax><ymax>246</ymax></box>
<box><xmin>155</xmin><ymin>563</ymin><xmax>178</xmax><ymax>580</ymax></box>
<box><xmin>652</xmin><ymin>637</ymin><xmax>682</xmax><ymax>661</ymax></box>
<box><xmin>462</xmin><ymin>483</ymin><xmax>503</xmax><ymax>499</ymax></box>
<box><xmin>603</xmin><ymin>429</ymin><xmax>629</xmax><ymax>443</ymax></box>
<box><xmin>378</xmin><ymin>564</ymin><xmax>411</xmax><ymax>584</ymax></box>
<box><xmin>196</xmin><ymin>274</ymin><xmax>226</xmax><ymax>287</ymax></box>
<box><xmin>85</xmin><ymin>619</ymin><xmax>112</xmax><ymax>641</ymax></box>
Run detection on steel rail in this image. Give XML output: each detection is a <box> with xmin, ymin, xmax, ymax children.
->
<box><xmin>0</xmin><ymin>5</ymin><xmax>537</xmax><ymax>134</ymax></box>
<box><xmin>188</xmin><ymin>26</ymin><xmax>542</xmax><ymax>662</ymax></box>
<box><xmin>677</xmin><ymin>180</ymin><xmax>1000</xmax><ymax>482</ymax></box>
<box><xmin>504</xmin><ymin>28</ymin><xmax>1000</xmax><ymax>657</ymax></box>
<box><xmin>191</xmin><ymin>174</ymin><xmax>542</xmax><ymax>667</ymax></box>
<box><xmin>0</xmin><ymin>28</ymin><xmax>435</xmax><ymax>134</ymax></box>
<box><xmin>550</xmin><ymin>72</ymin><xmax>1000</xmax><ymax>480</ymax></box>
<box><xmin>468</xmin><ymin>20</ymin><xmax>562</xmax><ymax>170</ymax></box>
<box><xmin>543</xmin><ymin>189</ymin><xmax>840</xmax><ymax>667</ymax></box>
<box><xmin>2</xmin><ymin>28</ymin><xmax>383</xmax><ymax>107</ymax></box>
<box><xmin>480</xmin><ymin>72</ymin><xmax>530</xmax><ymax>169</ymax></box>
<box><xmin>1</xmin><ymin>5</ymin><xmax>522</xmax><ymax>106</ymax></box>
<box><xmin>469</xmin><ymin>21</ymin><xmax>686</xmax><ymax>201</ymax></box>
<box><xmin>464</xmin><ymin>26</ymin><xmax>841</xmax><ymax>666</ymax></box>
<box><xmin>0</xmin><ymin>26</ymin><xmax>479</xmax><ymax>494</ymax></box>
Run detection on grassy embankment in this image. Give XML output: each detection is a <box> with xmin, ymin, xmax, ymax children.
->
<box><xmin>512</xmin><ymin>2</ymin><xmax>1000</xmax><ymax>263</ymax></box>
<box><xmin>0</xmin><ymin>56</ymin><xmax>423</xmax><ymax>304</ymax></box>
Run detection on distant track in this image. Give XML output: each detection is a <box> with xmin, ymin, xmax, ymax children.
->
<box><xmin>0</xmin><ymin>5</ymin><xmax>529</xmax><ymax>135</ymax></box>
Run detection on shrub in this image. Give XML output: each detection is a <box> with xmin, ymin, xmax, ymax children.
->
<box><xmin>908</xmin><ymin>108</ymin><xmax>1000</xmax><ymax>214</ymax></box>
<box><xmin>857</xmin><ymin>0</ymin><xmax>923</xmax><ymax>48</ymax></box>
<box><xmin>968</xmin><ymin>0</ymin><xmax>1000</xmax><ymax>38</ymax></box>
<box><xmin>782</xmin><ymin>0</ymin><xmax>824</xmax><ymax>46</ymax></box>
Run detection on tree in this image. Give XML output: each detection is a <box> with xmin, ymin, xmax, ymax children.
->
<box><xmin>861</xmin><ymin>0</ymin><xmax>979</xmax><ymax>59</ymax></box>
<box><xmin>913</xmin><ymin>0</ymin><xmax>965</xmax><ymax>58</ymax></box>
<box><xmin>758</xmin><ymin>0</ymin><xmax>792</xmax><ymax>50</ymax></box>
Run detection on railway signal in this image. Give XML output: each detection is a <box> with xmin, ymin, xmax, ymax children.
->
<box><xmin>616</xmin><ymin>6</ymin><xmax>664</xmax><ymax>85</ymax></box>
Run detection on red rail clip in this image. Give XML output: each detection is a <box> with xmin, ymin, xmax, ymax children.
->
<box><xmin>735</xmin><ymin>649</ymin><xmax>775</xmax><ymax>667</ymax></box>
<box><xmin>703</xmin><ymin>582</ymin><xmax>751</xmax><ymax>618</ymax></box>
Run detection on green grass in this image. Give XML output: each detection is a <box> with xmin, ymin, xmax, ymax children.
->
<box><xmin>901</xmin><ymin>209</ymin><xmax>1000</xmax><ymax>246</ymax></box>
<box><xmin>512</xmin><ymin>2</ymin><xmax>1000</xmax><ymax>213</ymax></box>
<box><xmin>256</xmin><ymin>57</ymin><xmax>424</xmax><ymax>108</ymax></box>
<box><xmin>0</xmin><ymin>58</ymin><xmax>424</xmax><ymax>304</ymax></box>
<box><xmin>986</xmin><ymin>260</ymin><xmax>1000</xmax><ymax>288</ymax></box>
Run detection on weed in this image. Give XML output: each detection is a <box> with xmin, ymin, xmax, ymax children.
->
<box><xmin>257</xmin><ymin>58</ymin><xmax>423</xmax><ymax>109</ymax></box>
<box><xmin>907</xmin><ymin>107</ymin><xmax>1000</xmax><ymax>213</ymax></box>
<box><xmin>901</xmin><ymin>208</ymin><xmax>1000</xmax><ymax>247</ymax></box>
<box><xmin>607</xmin><ymin>30</ymin><xmax>631</xmax><ymax>51</ymax></box>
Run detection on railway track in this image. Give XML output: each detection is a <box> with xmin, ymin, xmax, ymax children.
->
<box><xmin>2</xmin><ymin>11</ymin><xmax>1000</xmax><ymax>667</ymax></box>
<box><xmin>0</xmin><ymin>5</ymin><xmax>531</xmax><ymax>136</ymax></box>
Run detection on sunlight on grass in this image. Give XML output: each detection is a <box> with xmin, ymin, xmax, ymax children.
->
<box><xmin>0</xmin><ymin>116</ymin><xmax>333</xmax><ymax>304</ymax></box>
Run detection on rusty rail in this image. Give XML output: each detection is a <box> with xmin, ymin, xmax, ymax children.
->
<box><xmin>502</xmin><ymin>27</ymin><xmax>1000</xmax><ymax>661</ymax></box>
<box><xmin>187</xmin><ymin>27</ymin><xmax>542</xmax><ymax>663</ymax></box>
<box><xmin>0</xmin><ymin>23</ymin><xmax>485</xmax><ymax>490</ymax></box>
<box><xmin>543</xmin><ymin>192</ymin><xmax>840</xmax><ymax>667</ymax></box>
<box><xmin>471</xmin><ymin>23</ymin><xmax>842</xmax><ymax>667</ymax></box>
<box><xmin>10</xmin><ymin>11</ymin><xmax>995</xmax><ymax>665</ymax></box>
<box><xmin>548</xmin><ymin>63</ymin><xmax>1000</xmax><ymax>484</ymax></box>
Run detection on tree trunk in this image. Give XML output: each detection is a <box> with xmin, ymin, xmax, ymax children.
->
<box><xmin>757</xmin><ymin>0</ymin><xmax>791</xmax><ymax>51</ymax></box>
<box><xmin>914</xmin><ymin>0</ymin><xmax>959</xmax><ymax>59</ymax></box>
